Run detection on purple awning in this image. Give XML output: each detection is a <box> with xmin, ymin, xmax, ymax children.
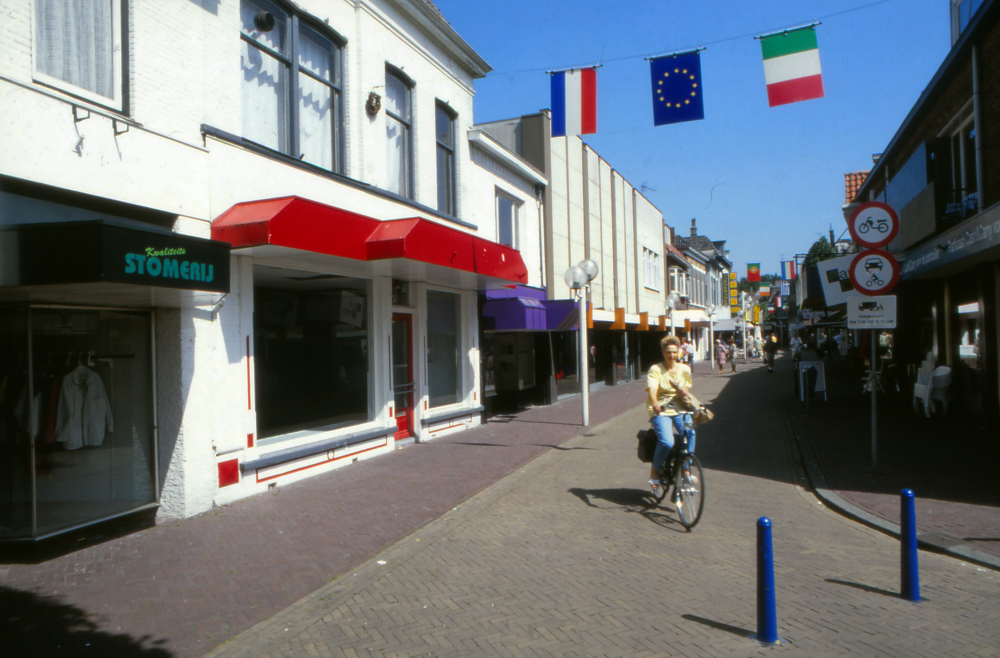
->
<box><xmin>482</xmin><ymin>285</ymin><xmax>583</xmax><ymax>332</ymax></box>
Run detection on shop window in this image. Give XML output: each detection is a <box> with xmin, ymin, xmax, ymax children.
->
<box><xmin>253</xmin><ymin>265</ymin><xmax>372</xmax><ymax>440</ymax></box>
<box><xmin>33</xmin><ymin>0</ymin><xmax>126</xmax><ymax>111</ymax></box>
<box><xmin>436</xmin><ymin>103</ymin><xmax>456</xmax><ymax>215</ymax></box>
<box><xmin>240</xmin><ymin>0</ymin><xmax>343</xmax><ymax>172</ymax></box>
<box><xmin>0</xmin><ymin>307</ymin><xmax>155</xmax><ymax>539</ymax></box>
<box><xmin>427</xmin><ymin>290</ymin><xmax>462</xmax><ymax>408</ymax></box>
<box><xmin>386</xmin><ymin>69</ymin><xmax>413</xmax><ymax>198</ymax></box>
<box><xmin>496</xmin><ymin>192</ymin><xmax>520</xmax><ymax>248</ymax></box>
<box><xmin>643</xmin><ymin>248</ymin><xmax>660</xmax><ymax>291</ymax></box>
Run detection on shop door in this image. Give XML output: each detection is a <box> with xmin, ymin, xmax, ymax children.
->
<box><xmin>391</xmin><ymin>314</ymin><xmax>414</xmax><ymax>439</ymax></box>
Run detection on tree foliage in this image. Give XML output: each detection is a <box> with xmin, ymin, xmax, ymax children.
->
<box><xmin>804</xmin><ymin>236</ymin><xmax>838</xmax><ymax>267</ymax></box>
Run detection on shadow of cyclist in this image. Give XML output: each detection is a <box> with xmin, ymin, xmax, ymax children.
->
<box><xmin>567</xmin><ymin>487</ymin><xmax>688</xmax><ymax>532</ymax></box>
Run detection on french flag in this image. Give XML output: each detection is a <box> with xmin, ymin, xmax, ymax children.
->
<box><xmin>550</xmin><ymin>68</ymin><xmax>597</xmax><ymax>137</ymax></box>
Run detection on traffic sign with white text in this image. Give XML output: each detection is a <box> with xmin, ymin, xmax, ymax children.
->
<box><xmin>847</xmin><ymin>295</ymin><xmax>897</xmax><ymax>329</ymax></box>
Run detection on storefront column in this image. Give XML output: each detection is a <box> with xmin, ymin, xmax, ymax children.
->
<box><xmin>982</xmin><ymin>263</ymin><xmax>1000</xmax><ymax>419</ymax></box>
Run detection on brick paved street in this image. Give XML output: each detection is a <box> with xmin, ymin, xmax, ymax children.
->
<box><xmin>784</xmin><ymin>349</ymin><xmax>1000</xmax><ymax>561</ymax></box>
<box><xmin>203</xmin><ymin>355</ymin><xmax>1000</xmax><ymax>657</ymax></box>
<box><xmin>4</xmin><ymin>354</ymin><xmax>999</xmax><ymax>657</ymax></box>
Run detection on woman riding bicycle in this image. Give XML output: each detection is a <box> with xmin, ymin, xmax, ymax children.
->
<box><xmin>645</xmin><ymin>335</ymin><xmax>695</xmax><ymax>496</ymax></box>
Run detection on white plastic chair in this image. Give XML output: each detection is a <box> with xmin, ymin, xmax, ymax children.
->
<box><xmin>914</xmin><ymin>365</ymin><xmax>951</xmax><ymax>417</ymax></box>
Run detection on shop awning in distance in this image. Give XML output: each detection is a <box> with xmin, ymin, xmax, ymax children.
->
<box><xmin>0</xmin><ymin>220</ymin><xmax>231</xmax><ymax>295</ymax></box>
<box><xmin>211</xmin><ymin>196</ymin><xmax>528</xmax><ymax>286</ymax></box>
<box><xmin>481</xmin><ymin>285</ymin><xmax>581</xmax><ymax>331</ymax></box>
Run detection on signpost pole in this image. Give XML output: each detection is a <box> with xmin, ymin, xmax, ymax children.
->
<box><xmin>871</xmin><ymin>328</ymin><xmax>878</xmax><ymax>474</ymax></box>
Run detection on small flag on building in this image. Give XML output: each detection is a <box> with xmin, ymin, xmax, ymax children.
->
<box><xmin>780</xmin><ymin>260</ymin><xmax>797</xmax><ymax>280</ymax></box>
<box><xmin>759</xmin><ymin>285</ymin><xmax>770</xmax><ymax>297</ymax></box>
<box><xmin>780</xmin><ymin>281</ymin><xmax>790</xmax><ymax>296</ymax></box>
<box><xmin>650</xmin><ymin>51</ymin><xmax>704</xmax><ymax>126</ymax></box>
<box><xmin>760</xmin><ymin>27</ymin><xmax>824</xmax><ymax>107</ymax></box>
<box><xmin>550</xmin><ymin>68</ymin><xmax>598</xmax><ymax>137</ymax></box>
<box><xmin>747</xmin><ymin>263</ymin><xmax>761</xmax><ymax>282</ymax></box>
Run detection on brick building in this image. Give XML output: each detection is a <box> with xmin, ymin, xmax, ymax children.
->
<box><xmin>0</xmin><ymin>0</ymin><xmax>537</xmax><ymax>542</ymax></box>
<box><xmin>848</xmin><ymin>0</ymin><xmax>1000</xmax><ymax>418</ymax></box>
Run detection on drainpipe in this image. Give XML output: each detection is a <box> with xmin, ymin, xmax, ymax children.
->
<box><xmin>973</xmin><ymin>45</ymin><xmax>985</xmax><ymax>208</ymax></box>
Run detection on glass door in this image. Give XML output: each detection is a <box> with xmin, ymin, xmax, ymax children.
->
<box><xmin>391</xmin><ymin>313</ymin><xmax>414</xmax><ymax>439</ymax></box>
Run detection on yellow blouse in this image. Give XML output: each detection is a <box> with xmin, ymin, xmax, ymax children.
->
<box><xmin>645</xmin><ymin>361</ymin><xmax>693</xmax><ymax>418</ymax></box>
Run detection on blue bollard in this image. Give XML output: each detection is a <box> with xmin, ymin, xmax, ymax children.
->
<box><xmin>901</xmin><ymin>489</ymin><xmax>920</xmax><ymax>602</ymax></box>
<box><xmin>755</xmin><ymin>517</ymin><xmax>779</xmax><ymax>643</ymax></box>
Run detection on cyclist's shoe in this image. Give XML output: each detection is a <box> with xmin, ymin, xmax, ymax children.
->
<box><xmin>648</xmin><ymin>479</ymin><xmax>660</xmax><ymax>496</ymax></box>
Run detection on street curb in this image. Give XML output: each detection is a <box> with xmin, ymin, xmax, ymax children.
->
<box><xmin>781</xmin><ymin>396</ymin><xmax>1000</xmax><ymax>573</ymax></box>
<box><xmin>203</xmin><ymin>398</ymin><xmax>645</xmax><ymax>658</ymax></box>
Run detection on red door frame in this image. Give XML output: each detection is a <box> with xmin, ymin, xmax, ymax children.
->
<box><xmin>392</xmin><ymin>313</ymin><xmax>414</xmax><ymax>439</ymax></box>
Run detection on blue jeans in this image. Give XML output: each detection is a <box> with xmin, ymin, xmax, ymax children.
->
<box><xmin>651</xmin><ymin>413</ymin><xmax>695</xmax><ymax>474</ymax></box>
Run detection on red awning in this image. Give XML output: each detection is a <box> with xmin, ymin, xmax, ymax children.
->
<box><xmin>211</xmin><ymin>196</ymin><xmax>527</xmax><ymax>284</ymax></box>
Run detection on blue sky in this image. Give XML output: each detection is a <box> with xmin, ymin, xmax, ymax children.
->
<box><xmin>433</xmin><ymin>0</ymin><xmax>951</xmax><ymax>278</ymax></box>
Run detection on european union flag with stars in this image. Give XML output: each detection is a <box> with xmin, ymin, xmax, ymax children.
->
<box><xmin>650</xmin><ymin>52</ymin><xmax>704</xmax><ymax>126</ymax></box>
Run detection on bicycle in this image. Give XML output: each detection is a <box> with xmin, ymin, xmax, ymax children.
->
<box><xmin>649</xmin><ymin>416</ymin><xmax>705</xmax><ymax>529</ymax></box>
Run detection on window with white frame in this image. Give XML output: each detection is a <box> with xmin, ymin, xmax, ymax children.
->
<box><xmin>496</xmin><ymin>192</ymin><xmax>520</xmax><ymax>248</ymax></box>
<box><xmin>669</xmin><ymin>267</ymin><xmax>678</xmax><ymax>295</ymax></box>
<box><xmin>386</xmin><ymin>69</ymin><xmax>413</xmax><ymax>198</ymax></box>
<box><xmin>643</xmin><ymin>248</ymin><xmax>660</xmax><ymax>291</ymax></box>
<box><xmin>33</xmin><ymin>0</ymin><xmax>125</xmax><ymax>110</ymax></box>
<box><xmin>948</xmin><ymin>114</ymin><xmax>978</xmax><ymax>207</ymax></box>
<box><xmin>436</xmin><ymin>103</ymin><xmax>456</xmax><ymax>215</ymax></box>
<box><xmin>240</xmin><ymin>0</ymin><xmax>343</xmax><ymax>171</ymax></box>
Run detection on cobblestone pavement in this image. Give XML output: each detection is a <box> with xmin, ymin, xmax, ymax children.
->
<box><xmin>0</xmin><ymin>378</ymin><xmax>648</xmax><ymax>657</ymax></box>
<box><xmin>204</xmin><ymin>357</ymin><xmax>1000</xmax><ymax>658</ymax></box>
<box><xmin>785</xmin><ymin>349</ymin><xmax>1000</xmax><ymax>560</ymax></box>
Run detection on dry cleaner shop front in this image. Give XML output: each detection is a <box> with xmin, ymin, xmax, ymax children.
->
<box><xmin>0</xmin><ymin>216</ymin><xmax>230</xmax><ymax>542</ymax></box>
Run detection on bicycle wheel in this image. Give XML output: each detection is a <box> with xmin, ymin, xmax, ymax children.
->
<box><xmin>674</xmin><ymin>453</ymin><xmax>705</xmax><ymax>529</ymax></box>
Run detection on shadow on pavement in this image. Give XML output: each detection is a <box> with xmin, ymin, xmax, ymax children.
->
<box><xmin>824</xmin><ymin>578</ymin><xmax>902</xmax><ymax>600</ymax></box>
<box><xmin>568</xmin><ymin>487</ymin><xmax>648</xmax><ymax>508</ymax></box>
<box><xmin>567</xmin><ymin>488</ymin><xmax>688</xmax><ymax>532</ymax></box>
<box><xmin>0</xmin><ymin>586</ymin><xmax>173</xmax><ymax>657</ymax></box>
<box><xmin>680</xmin><ymin>613</ymin><xmax>753</xmax><ymax>638</ymax></box>
<box><xmin>531</xmin><ymin>444</ymin><xmax>598</xmax><ymax>451</ymax></box>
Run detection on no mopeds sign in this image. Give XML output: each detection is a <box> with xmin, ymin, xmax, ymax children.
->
<box><xmin>849</xmin><ymin>249</ymin><xmax>899</xmax><ymax>296</ymax></box>
<box><xmin>848</xmin><ymin>201</ymin><xmax>899</xmax><ymax>249</ymax></box>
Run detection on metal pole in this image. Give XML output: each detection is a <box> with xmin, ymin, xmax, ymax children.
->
<box><xmin>670</xmin><ymin>308</ymin><xmax>675</xmax><ymax>337</ymax></box>
<box><xmin>871</xmin><ymin>328</ymin><xmax>878</xmax><ymax>473</ymax></box>
<box><xmin>900</xmin><ymin>489</ymin><xmax>920</xmax><ymax>602</ymax></box>
<box><xmin>709</xmin><ymin>317</ymin><xmax>715</xmax><ymax>369</ymax></box>
<box><xmin>579</xmin><ymin>290</ymin><xmax>589</xmax><ymax>427</ymax></box>
<box><xmin>755</xmin><ymin>517</ymin><xmax>779</xmax><ymax>644</ymax></box>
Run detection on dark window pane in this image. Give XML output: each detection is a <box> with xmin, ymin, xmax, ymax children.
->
<box><xmin>497</xmin><ymin>195</ymin><xmax>514</xmax><ymax>247</ymax></box>
<box><xmin>437</xmin><ymin>146</ymin><xmax>453</xmax><ymax>214</ymax></box>
<box><xmin>436</xmin><ymin>106</ymin><xmax>453</xmax><ymax>148</ymax></box>
<box><xmin>253</xmin><ymin>269</ymin><xmax>371</xmax><ymax>439</ymax></box>
<box><xmin>427</xmin><ymin>290</ymin><xmax>461</xmax><ymax>408</ymax></box>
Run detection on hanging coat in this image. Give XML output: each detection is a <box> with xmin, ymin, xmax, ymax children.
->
<box><xmin>55</xmin><ymin>366</ymin><xmax>113</xmax><ymax>450</ymax></box>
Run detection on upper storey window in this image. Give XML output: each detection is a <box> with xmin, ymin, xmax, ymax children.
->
<box><xmin>240</xmin><ymin>0</ymin><xmax>343</xmax><ymax>172</ymax></box>
<box><xmin>33</xmin><ymin>0</ymin><xmax>125</xmax><ymax>111</ymax></box>
<box><xmin>385</xmin><ymin>69</ymin><xmax>413</xmax><ymax>199</ymax></box>
<box><xmin>436</xmin><ymin>103</ymin><xmax>456</xmax><ymax>215</ymax></box>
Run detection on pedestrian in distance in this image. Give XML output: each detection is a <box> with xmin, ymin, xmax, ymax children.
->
<box><xmin>754</xmin><ymin>336</ymin><xmax>765</xmax><ymax>362</ymax></box>
<box><xmin>763</xmin><ymin>334</ymin><xmax>778</xmax><ymax>372</ymax></box>
<box><xmin>680</xmin><ymin>337</ymin><xmax>694</xmax><ymax>369</ymax></box>
<box><xmin>714</xmin><ymin>339</ymin><xmax>727</xmax><ymax>374</ymax></box>
<box><xmin>727</xmin><ymin>337</ymin><xmax>738</xmax><ymax>373</ymax></box>
<box><xmin>790</xmin><ymin>333</ymin><xmax>803</xmax><ymax>365</ymax></box>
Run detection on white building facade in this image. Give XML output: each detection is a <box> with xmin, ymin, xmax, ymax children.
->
<box><xmin>0</xmin><ymin>0</ymin><xmax>531</xmax><ymax>540</ymax></box>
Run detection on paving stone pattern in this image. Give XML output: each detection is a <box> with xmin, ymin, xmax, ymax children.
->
<box><xmin>205</xmin><ymin>358</ymin><xmax>1000</xmax><ymax>658</ymax></box>
<box><xmin>1</xmin><ymin>378</ymin><xmax>646</xmax><ymax>657</ymax></box>
<box><xmin>787</xmin><ymin>350</ymin><xmax>1000</xmax><ymax>558</ymax></box>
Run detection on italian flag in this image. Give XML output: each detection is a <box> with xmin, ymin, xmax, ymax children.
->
<box><xmin>761</xmin><ymin>28</ymin><xmax>824</xmax><ymax>108</ymax></box>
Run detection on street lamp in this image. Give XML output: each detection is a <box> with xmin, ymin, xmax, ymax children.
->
<box><xmin>564</xmin><ymin>259</ymin><xmax>599</xmax><ymax>426</ymax></box>
<box><xmin>707</xmin><ymin>304</ymin><xmax>719</xmax><ymax>369</ymax></box>
<box><xmin>666</xmin><ymin>292</ymin><xmax>680</xmax><ymax>337</ymax></box>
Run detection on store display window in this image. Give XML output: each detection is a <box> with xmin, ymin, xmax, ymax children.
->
<box><xmin>253</xmin><ymin>265</ymin><xmax>373</xmax><ymax>441</ymax></box>
<box><xmin>0</xmin><ymin>306</ymin><xmax>156</xmax><ymax>540</ymax></box>
<box><xmin>427</xmin><ymin>290</ymin><xmax>462</xmax><ymax>408</ymax></box>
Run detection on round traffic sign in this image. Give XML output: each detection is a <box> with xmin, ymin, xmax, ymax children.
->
<box><xmin>848</xmin><ymin>201</ymin><xmax>899</xmax><ymax>249</ymax></box>
<box><xmin>849</xmin><ymin>249</ymin><xmax>899</xmax><ymax>296</ymax></box>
